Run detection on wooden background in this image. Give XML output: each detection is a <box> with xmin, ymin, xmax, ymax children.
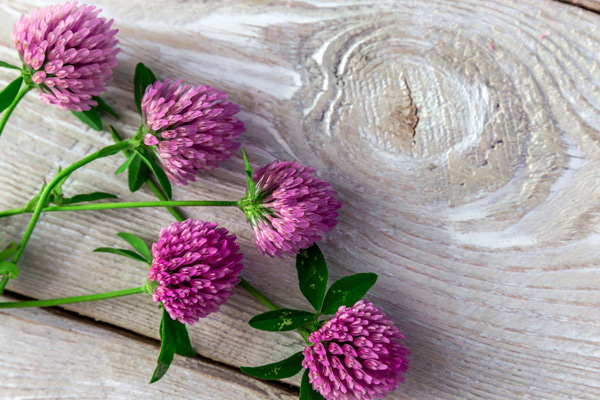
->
<box><xmin>0</xmin><ymin>0</ymin><xmax>599</xmax><ymax>398</ymax></box>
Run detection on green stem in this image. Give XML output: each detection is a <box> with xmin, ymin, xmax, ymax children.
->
<box><xmin>239</xmin><ymin>278</ymin><xmax>279</xmax><ymax>311</ymax></box>
<box><xmin>0</xmin><ymin>200</ymin><xmax>240</xmax><ymax>217</ymax></box>
<box><xmin>0</xmin><ymin>286</ymin><xmax>145</xmax><ymax>309</ymax></box>
<box><xmin>0</xmin><ymin>84</ymin><xmax>32</xmax><ymax>138</ymax></box>
<box><xmin>47</xmin><ymin>200</ymin><xmax>237</xmax><ymax>211</ymax></box>
<box><xmin>146</xmin><ymin>179</ymin><xmax>182</xmax><ymax>220</ymax></box>
<box><xmin>0</xmin><ymin>206</ymin><xmax>26</xmax><ymax>218</ymax></box>
<box><xmin>0</xmin><ymin>140</ymin><xmax>132</xmax><ymax>294</ymax></box>
<box><xmin>111</xmin><ymin>125</ymin><xmax>184</xmax><ymax>222</ymax></box>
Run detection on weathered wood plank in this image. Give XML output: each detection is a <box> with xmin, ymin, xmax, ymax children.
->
<box><xmin>0</xmin><ymin>0</ymin><xmax>599</xmax><ymax>399</ymax></box>
<box><xmin>0</xmin><ymin>297</ymin><xmax>297</xmax><ymax>399</ymax></box>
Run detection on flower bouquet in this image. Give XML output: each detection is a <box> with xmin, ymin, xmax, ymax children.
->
<box><xmin>0</xmin><ymin>3</ymin><xmax>409</xmax><ymax>399</ymax></box>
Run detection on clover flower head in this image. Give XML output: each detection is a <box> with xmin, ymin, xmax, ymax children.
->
<box><xmin>141</xmin><ymin>79</ymin><xmax>244</xmax><ymax>185</ymax></box>
<box><xmin>148</xmin><ymin>219</ymin><xmax>244</xmax><ymax>325</ymax></box>
<box><xmin>240</xmin><ymin>160</ymin><xmax>341</xmax><ymax>257</ymax></box>
<box><xmin>302</xmin><ymin>300</ymin><xmax>409</xmax><ymax>400</ymax></box>
<box><xmin>12</xmin><ymin>2</ymin><xmax>119</xmax><ymax>112</ymax></box>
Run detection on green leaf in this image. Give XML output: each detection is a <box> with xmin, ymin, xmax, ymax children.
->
<box><xmin>150</xmin><ymin>312</ymin><xmax>176</xmax><ymax>383</ymax></box>
<box><xmin>300</xmin><ymin>369</ymin><xmax>325</xmax><ymax>400</ymax></box>
<box><xmin>97</xmin><ymin>143</ymin><xmax>129</xmax><ymax>158</ymax></box>
<box><xmin>162</xmin><ymin>309</ymin><xmax>195</xmax><ymax>357</ymax></box>
<box><xmin>93</xmin><ymin>96</ymin><xmax>118</xmax><ymax>119</ymax></box>
<box><xmin>49</xmin><ymin>193</ymin><xmax>64</xmax><ymax>206</ymax></box>
<box><xmin>48</xmin><ymin>169</ymin><xmax>70</xmax><ymax>205</ymax></box>
<box><xmin>298</xmin><ymin>327</ymin><xmax>310</xmax><ymax>344</ymax></box>
<box><xmin>117</xmin><ymin>232</ymin><xmax>152</xmax><ymax>262</ymax></box>
<box><xmin>71</xmin><ymin>108</ymin><xmax>102</xmax><ymax>131</ymax></box>
<box><xmin>150</xmin><ymin>310</ymin><xmax>195</xmax><ymax>383</ymax></box>
<box><xmin>249</xmin><ymin>309</ymin><xmax>315</xmax><ymax>332</ymax></box>
<box><xmin>0</xmin><ymin>76</ymin><xmax>23</xmax><ymax>114</ymax></box>
<box><xmin>50</xmin><ymin>166</ymin><xmax>70</xmax><ymax>198</ymax></box>
<box><xmin>0</xmin><ymin>242</ymin><xmax>18</xmax><ymax>261</ymax></box>
<box><xmin>133</xmin><ymin>62</ymin><xmax>156</xmax><ymax>115</ymax></box>
<box><xmin>137</xmin><ymin>149</ymin><xmax>172</xmax><ymax>199</ymax></box>
<box><xmin>109</xmin><ymin>125</ymin><xmax>132</xmax><ymax>156</ymax></box>
<box><xmin>63</xmin><ymin>192</ymin><xmax>118</xmax><ymax>205</ymax></box>
<box><xmin>93</xmin><ymin>247</ymin><xmax>148</xmax><ymax>263</ymax></box>
<box><xmin>0</xmin><ymin>260</ymin><xmax>19</xmax><ymax>279</ymax></box>
<box><xmin>242</xmin><ymin>148</ymin><xmax>256</xmax><ymax>199</ymax></box>
<box><xmin>240</xmin><ymin>351</ymin><xmax>304</xmax><ymax>380</ymax></box>
<box><xmin>320</xmin><ymin>273</ymin><xmax>378</xmax><ymax>315</ymax></box>
<box><xmin>0</xmin><ymin>61</ymin><xmax>21</xmax><ymax>70</ymax></box>
<box><xmin>127</xmin><ymin>153</ymin><xmax>150</xmax><ymax>192</ymax></box>
<box><xmin>115</xmin><ymin>152</ymin><xmax>136</xmax><ymax>175</ymax></box>
<box><xmin>296</xmin><ymin>244</ymin><xmax>328</xmax><ymax>311</ymax></box>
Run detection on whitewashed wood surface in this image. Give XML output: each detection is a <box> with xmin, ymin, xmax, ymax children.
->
<box><xmin>0</xmin><ymin>296</ymin><xmax>296</xmax><ymax>400</ymax></box>
<box><xmin>0</xmin><ymin>0</ymin><xmax>599</xmax><ymax>399</ymax></box>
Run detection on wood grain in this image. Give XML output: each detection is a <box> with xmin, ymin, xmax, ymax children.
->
<box><xmin>0</xmin><ymin>296</ymin><xmax>296</xmax><ymax>400</ymax></box>
<box><xmin>0</xmin><ymin>0</ymin><xmax>599</xmax><ymax>398</ymax></box>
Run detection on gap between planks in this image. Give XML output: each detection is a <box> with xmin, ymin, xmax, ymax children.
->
<box><xmin>0</xmin><ymin>291</ymin><xmax>299</xmax><ymax>399</ymax></box>
<box><xmin>553</xmin><ymin>0</ymin><xmax>600</xmax><ymax>12</ymax></box>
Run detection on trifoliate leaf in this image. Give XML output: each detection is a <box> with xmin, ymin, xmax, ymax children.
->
<box><xmin>117</xmin><ymin>232</ymin><xmax>152</xmax><ymax>262</ymax></box>
<box><xmin>0</xmin><ymin>76</ymin><xmax>23</xmax><ymax>114</ymax></box>
<box><xmin>300</xmin><ymin>369</ymin><xmax>325</xmax><ymax>400</ymax></box>
<box><xmin>320</xmin><ymin>273</ymin><xmax>378</xmax><ymax>315</ymax></box>
<box><xmin>242</xmin><ymin>148</ymin><xmax>256</xmax><ymax>199</ymax></box>
<box><xmin>127</xmin><ymin>153</ymin><xmax>150</xmax><ymax>192</ymax></box>
<box><xmin>0</xmin><ymin>61</ymin><xmax>21</xmax><ymax>71</ymax></box>
<box><xmin>71</xmin><ymin>107</ymin><xmax>102</xmax><ymax>131</ymax></box>
<box><xmin>93</xmin><ymin>96</ymin><xmax>118</xmax><ymax>119</ymax></box>
<box><xmin>240</xmin><ymin>351</ymin><xmax>304</xmax><ymax>380</ymax></box>
<box><xmin>63</xmin><ymin>192</ymin><xmax>118</xmax><ymax>205</ymax></box>
<box><xmin>296</xmin><ymin>244</ymin><xmax>328</xmax><ymax>311</ymax></box>
<box><xmin>137</xmin><ymin>149</ymin><xmax>172</xmax><ymax>199</ymax></box>
<box><xmin>134</xmin><ymin>63</ymin><xmax>157</xmax><ymax>115</ymax></box>
<box><xmin>249</xmin><ymin>309</ymin><xmax>315</xmax><ymax>332</ymax></box>
<box><xmin>93</xmin><ymin>247</ymin><xmax>148</xmax><ymax>263</ymax></box>
<box><xmin>0</xmin><ymin>261</ymin><xmax>19</xmax><ymax>279</ymax></box>
<box><xmin>0</xmin><ymin>242</ymin><xmax>18</xmax><ymax>261</ymax></box>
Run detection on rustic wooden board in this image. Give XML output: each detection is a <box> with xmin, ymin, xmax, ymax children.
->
<box><xmin>0</xmin><ymin>297</ymin><xmax>297</xmax><ymax>399</ymax></box>
<box><xmin>0</xmin><ymin>0</ymin><xmax>599</xmax><ymax>399</ymax></box>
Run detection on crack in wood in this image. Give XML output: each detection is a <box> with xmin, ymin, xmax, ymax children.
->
<box><xmin>554</xmin><ymin>0</ymin><xmax>600</xmax><ymax>13</ymax></box>
<box><xmin>403</xmin><ymin>77</ymin><xmax>419</xmax><ymax>138</ymax></box>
